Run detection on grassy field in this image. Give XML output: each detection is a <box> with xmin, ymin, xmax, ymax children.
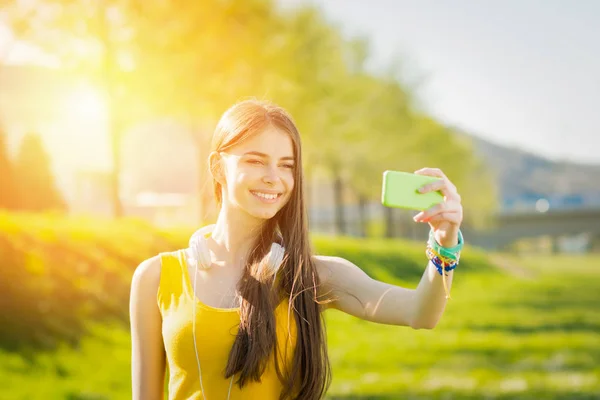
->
<box><xmin>1</xmin><ymin>214</ymin><xmax>598</xmax><ymax>399</ymax></box>
<box><xmin>324</xmin><ymin>254</ymin><xmax>600</xmax><ymax>399</ymax></box>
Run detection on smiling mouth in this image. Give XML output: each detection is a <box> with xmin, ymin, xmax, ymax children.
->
<box><xmin>250</xmin><ymin>190</ymin><xmax>282</xmax><ymax>202</ymax></box>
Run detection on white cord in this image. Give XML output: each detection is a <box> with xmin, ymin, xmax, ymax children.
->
<box><xmin>189</xmin><ymin>225</ymin><xmax>284</xmax><ymax>399</ymax></box>
<box><xmin>192</xmin><ymin>252</ymin><xmax>234</xmax><ymax>400</ymax></box>
<box><xmin>192</xmin><ymin>260</ymin><xmax>207</xmax><ymax>397</ymax></box>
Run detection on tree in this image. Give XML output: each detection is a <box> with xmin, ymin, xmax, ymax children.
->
<box><xmin>131</xmin><ymin>0</ymin><xmax>299</xmax><ymax>223</ymax></box>
<box><xmin>1</xmin><ymin>0</ymin><xmax>150</xmax><ymax>218</ymax></box>
<box><xmin>3</xmin><ymin>0</ymin><xmax>333</xmax><ymax>221</ymax></box>
<box><xmin>0</xmin><ymin>127</ymin><xmax>18</xmax><ymax>209</ymax></box>
<box><xmin>269</xmin><ymin>9</ymin><xmax>367</xmax><ymax>235</ymax></box>
<box><xmin>14</xmin><ymin>132</ymin><xmax>66</xmax><ymax>212</ymax></box>
<box><xmin>1</xmin><ymin>0</ymin><xmax>498</xmax><ymax>231</ymax></box>
<box><xmin>407</xmin><ymin>116</ymin><xmax>498</xmax><ymax>229</ymax></box>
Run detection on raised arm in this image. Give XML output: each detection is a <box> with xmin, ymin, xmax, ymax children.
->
<box><xmin>316</xmin><ymin>167</ymin><xmax>463</xmax><ymax>330</ymax></box>
<box><xmin>315</xmin><ymin>255</ymin><xmax>453</xmax><ymax>329</ymax></box>
<box><xmin>129</xmin><ymin>256</ymin><xmax>166</xmax><ymax>400</ymax></box>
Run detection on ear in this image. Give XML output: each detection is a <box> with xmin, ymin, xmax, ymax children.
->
<box><xmin>209</xmin><ymin>151</ymin><xmax>226</xmax><ymax>185</ymax></box>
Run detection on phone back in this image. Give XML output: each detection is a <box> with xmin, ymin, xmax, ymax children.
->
<box><xmin>381</xmin><ymin>170</ymin><xmax>444</xmax><ymax>211</ymax></box>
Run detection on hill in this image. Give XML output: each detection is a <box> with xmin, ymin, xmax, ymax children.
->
<box><xmin>460</xmin><ymin>132</ymin><xmax>600</xmax><ymax>210</ymax></box>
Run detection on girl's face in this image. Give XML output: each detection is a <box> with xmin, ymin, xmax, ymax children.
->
<box><xmin>216</xmin><ymin>126</ymin><xmax>296</xmax><ymax>220</ymax></box>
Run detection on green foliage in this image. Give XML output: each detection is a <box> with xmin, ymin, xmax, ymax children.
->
<box><xmin>0</xmin><ymin>130</ymin><xmax>69</xmax><ymax>212</ymax></box>
<box><xmin>0</xmin><ymin>212</ymin><xmax>187</xmax><ymax>352</ymax></box>
<box><xmin>3</xmin><ymin>0</ymin><xmax>498</xmax><ymax>225</ymax></box>
<box><xmin>0</xmin><ymin>128</ymin><xmax>19</xmax><ymax>209</ymax></box>
<box><xmin>14</xmin><ymin>132</ymin><xmax>67</xmax><ymax>212</ymax></box>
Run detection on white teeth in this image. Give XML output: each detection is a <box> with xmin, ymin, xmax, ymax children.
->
<box><xmin>253</xmin><ymin>191</ymin><xmax>278</xmax><ymax>200</ymax></box>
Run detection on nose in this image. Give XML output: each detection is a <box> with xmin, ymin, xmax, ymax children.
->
<box><xmin>262</xmin><ymin>164</ymin><xmax>279</xmax><ymax>185</ymax></box>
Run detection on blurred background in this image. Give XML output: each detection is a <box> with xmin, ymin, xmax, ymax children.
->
<box><xmin>0</xmin><ymin>0</ymin><xmax>598</xmax><ymax>399</ymax></box>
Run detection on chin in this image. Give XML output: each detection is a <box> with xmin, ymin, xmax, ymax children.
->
<box><xmin>243</xmin><ymin>194</ymin><xmax>289</xmax><ymax>221</ymax></box>
<box><xmin>249</xmin><ymin>207</ymin><xmax>280</xmax><ymax>221</ymax></box>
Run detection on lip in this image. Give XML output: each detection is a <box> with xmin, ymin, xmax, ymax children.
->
<box><xmin>251</xmin><ymin>189</ymin><xmax>282</xmax><ymax>194</ymax></box>
<box><xmin>250</xmin><ymin>190</ymin><xmax>282</xmax><ymax>204</ymax></box>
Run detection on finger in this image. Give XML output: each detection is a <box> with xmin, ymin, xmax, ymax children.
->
<box><xmin>414</xmin><ymin>167</ymin><xmax>447</xmax><ymax>179</ymax></box>
<box><xmin>418</xmin><ymin>178</ymin><xmax>461</xmax><ymax>202</ymax></box>
<box><xmin>424</xmin><ymin>211</ymin><xmax>463</xmax><ymax>225</ymax></box>
<box><xmin>418</xmin><ymin>178</ymin><xmax>453</xmax><ymax>195</ymax></box>
<box><xmin>413</xmin><ymin>200</ymin><xmax>461</xmax><ymax>221</ymax></box>
<box><xmin>413</xmin><ymin>202</ymin><xmax>445</xmax><ymax>221</ymax></box>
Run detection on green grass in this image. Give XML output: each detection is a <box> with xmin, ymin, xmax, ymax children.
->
<box><xmin>324</xmin><ymin>253</ymin><xmax>600</xmax><ymax>399</ymax></box>
<box><xmin>1</xmin><ymin>215</ymin><xmax>598</xmax><ymax>399</ymax></box>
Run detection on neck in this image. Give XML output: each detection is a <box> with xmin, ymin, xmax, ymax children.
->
<box><xmin>210</xmin><ymin>205</ymin><xmax>266</xmax><ymax>267</ymax></box>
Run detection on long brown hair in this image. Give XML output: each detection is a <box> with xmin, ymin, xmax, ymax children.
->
<box><xmin>209</xmin><ymin>99</ymin><xmax>331</xmax><ymax>399</ymax></box>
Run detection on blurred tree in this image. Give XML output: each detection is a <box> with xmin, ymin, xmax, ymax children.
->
<box><xmin>0</xmin><ymin>127</ymin><xmax>19</xmax><ymax>209</ymax></box>
<box><xmin>0</xmin><ymin>10</ymin><xmax>25</xmax><ymax>211</ymax></box>
<box><xmin>2</xmin><ymin>0</ymin><xmax>324</xmax><ymax>222</ymax></box>
<box><xmin>121</xmin><ymin>1</ymin><xmax>367</xmax><ymax>226</ymax></box>
<box><xmin>130</xmin><ymin>0</ymin><xmax>298</xmax><ymax>223</ymax></box>
<box><xmin>408</xmin><ymin>115</ymin><xmax>498</xmax><ymax>229</ymax></box>
<box><xmin>0</xmin><ymin>0</ymin><xmax>497</xmax><ymax>233</ymax></box>
<box><xmin>14</xmin><ymin>132</ymin><xmax>66</xmax><ymax>212</ymax></box>
<box><xmin>1</xmin><ymin>0</ymin><xmax>147</xmax><ymax>218</ymax></box>
<box><xmin>312</xmin><ymin>38</ymin><xmax>417</xmax><ymax>237</ymax></box>
<box><xmin>270</xmin><ymin>7</ymin><xmax>363</xmax><ymax>235</ymax></box>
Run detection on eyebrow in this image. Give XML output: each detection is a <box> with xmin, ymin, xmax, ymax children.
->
<box><xmin>243</xmin><ymin>151</ymin><xmax>295</xmax><ymax>161</ymax></box>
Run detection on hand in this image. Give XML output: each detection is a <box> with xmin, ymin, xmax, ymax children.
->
<box><xmin>412</xmin><ymin>168</ymin><xmax>463</xmax><ymax>247</ymax></box>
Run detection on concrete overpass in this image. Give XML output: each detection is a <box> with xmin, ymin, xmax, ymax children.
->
<box><xmin>309</xmin><ymin>200</ymin><xmax>600</xmax><ymax>251</ymax></box>
<box><xmin>465</xmin><ymin>207</ymin><xmax>600</xmax><ymax>250</ymax></box>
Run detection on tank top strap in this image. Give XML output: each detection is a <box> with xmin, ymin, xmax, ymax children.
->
<box><xmin>157</xmin><ymin>249</ymin><xmax>191</xmax><ymax>313</ymax></box>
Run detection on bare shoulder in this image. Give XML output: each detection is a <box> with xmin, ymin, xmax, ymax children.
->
<box><xmin>313</xmin><ymin>254</ymin><xmax>354</xmax><ymax>285</ymax></box>
<box><xmin>130</xmin><ymin>255</ymin><xmax>166</xmax><ymax>399</ymax></box>
<box><xmin>312</xmin><ymin>254</ymin><xmax>366</xmax><ymax>284</ymax></box>
<box><xmin>130</xmin><ymin>255</ymin><xmax>162</xmax><ymax>301</ymax></box>
<box><xmin>312</xmin><ymin>255</ymin><xmax>372</xmax><ymax>311</ymax></box>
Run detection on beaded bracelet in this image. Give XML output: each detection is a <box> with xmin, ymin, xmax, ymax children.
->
<box><xmin>429</xmin><ymin>254</ymin><xmax>457</xmax><ymax>275</ymax></box>
<box><xmin>426</xmin><ymin>250</ymin><xmax>456</xmax><ymax>300</ymax></box>
<box><xmin>428</xmin><ymin>229</ymin><xmax>464</xmax><ymax>261</ymax></box>
<box><xmin>426</xmin><ymin>246</ymin><xmax>460</xmax><ymax>267</ymax></box>
<box><xmin>426</xmin><ymin>229</ymin><xmax>464</xmax><ymax>299</ymax></box>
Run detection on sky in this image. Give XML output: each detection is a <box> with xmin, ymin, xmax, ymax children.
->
<box><xmin>281</xmin><ymin>0</ymin><xmax>600</xmax><ymax>164</ymax></box>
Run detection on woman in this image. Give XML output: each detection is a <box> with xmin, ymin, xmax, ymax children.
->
<box><xmin>129</xmin><ymin>99</ymin><xmax>464</xmax><ymax>400</ymax></box>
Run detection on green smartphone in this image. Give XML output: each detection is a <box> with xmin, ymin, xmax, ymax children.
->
<box><xmin>381</xmin><ymin>170</ymin><xmax>444</xmax><ymax>211</ymax></box>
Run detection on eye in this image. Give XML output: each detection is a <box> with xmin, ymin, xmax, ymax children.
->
<box><xmin>282</xmin><ymin>164</ymin><xmax>295</xmax><ymax>169</ymax></box>
<box><xmin>247</xmin><ymin>160</ymin><xmax>263</xmax><ymax>165</ymax></box>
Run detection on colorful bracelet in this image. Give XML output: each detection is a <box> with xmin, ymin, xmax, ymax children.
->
<box><xmin>426</xmin><ymin>246</ymin><xmax>459</xmax><ymax>268</ymax></box>
<box><xmin>425</xmin><ymin>229</ymin><xmax>464</xmax><ymax>300</ymax></box>
<box><xmin>429</xmin><ymin>255</ymin><xmax>457</xmax><ymax>276</ymax></box>
<box><xmin>428</xmin><ymin>229</ymin><xmax>464</xmax><ymax>261</ymax></box>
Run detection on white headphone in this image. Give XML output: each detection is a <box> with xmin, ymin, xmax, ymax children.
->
<box><xmin>188</xmin><ymin>224</ymin><xmax>286</xmax><ymax>273</ymax></box>
<box><xmin>187</xmin><ymin>224</ymin><xmax>286</xmax><ymax>399</ymax></box>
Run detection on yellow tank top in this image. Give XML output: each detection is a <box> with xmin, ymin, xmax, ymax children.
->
<box><xmin>157</xmin><ymin>250</ymin><xmax>297</xmax><ymax>400</ymax></box>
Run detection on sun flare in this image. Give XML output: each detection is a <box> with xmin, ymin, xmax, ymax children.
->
<box><xmin>49</xmin><ymin>83</ymin><xmax>111</xmax><ymax>172</ymax></box>
<box><xmin>63</xmin><ymin>85</ymin><xmax>108</xmax><ymax>121</ymax></box>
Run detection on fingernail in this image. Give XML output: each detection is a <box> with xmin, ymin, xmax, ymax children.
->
<box><xmin>418</xmin><ymin>186</ymin><xmax>426</xmax><ymax>193</ymax></box>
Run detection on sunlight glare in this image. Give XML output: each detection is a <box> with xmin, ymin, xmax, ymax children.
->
<box><xmin>64</xmin><ymin>85</ymin><xmax>108</xmax><ymax>121</ymax></box>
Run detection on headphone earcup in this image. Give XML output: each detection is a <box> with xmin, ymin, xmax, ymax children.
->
<box><xmin>267</xmin><ymin>242</ymin><xmax>285</xmax><ymax>274</ymax></box>
<box><xmin>188</xmin><ymin>224</ymin><xmax>286</xmax><ymax>273</ymax></box>
<box><xmin>189</xmin><ymin>224</ymin><xmax>215</xmax><ymax>269</ymax></box>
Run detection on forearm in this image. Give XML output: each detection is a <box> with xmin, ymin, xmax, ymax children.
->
<box><xmin>410</xmin><ymin>261</ymin><xmax>453</xmax><ymax>329</ymax></box>
<box><xmin>409</xmin><ymin>229</ymin><xmax>459</xmax><ymax>329</ymax></box>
